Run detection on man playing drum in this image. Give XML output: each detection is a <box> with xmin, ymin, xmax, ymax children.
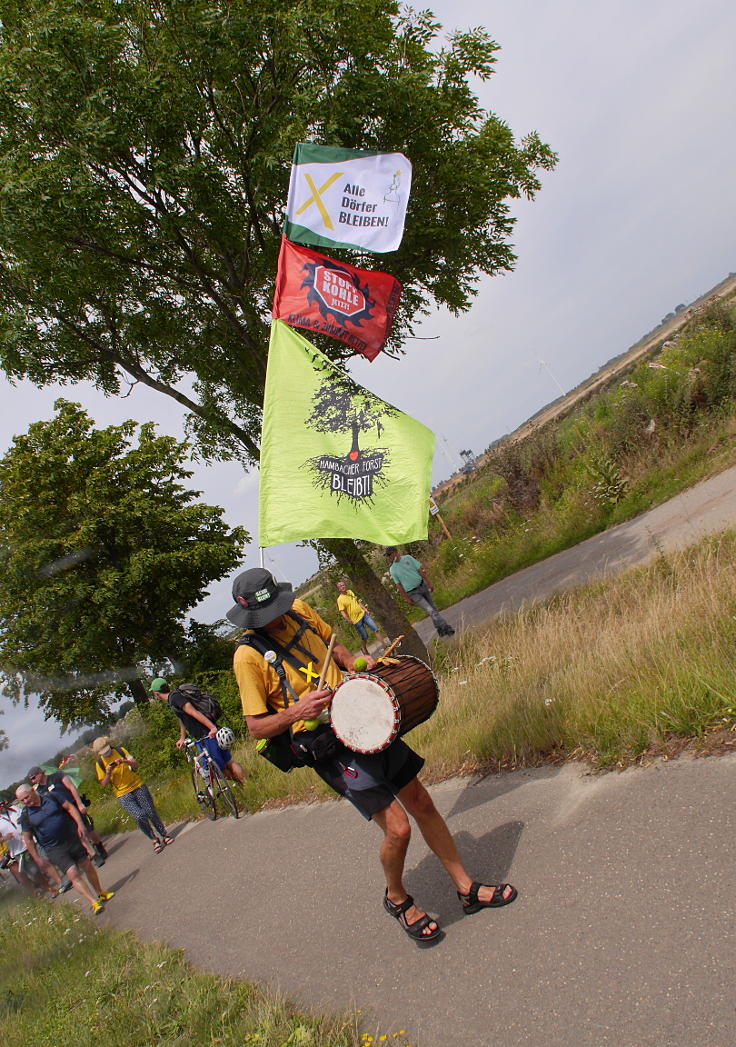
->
<box><xmin>228</xmin><ymin>567</ymin><xmax>517</xmax><ymax>945</ymax></box>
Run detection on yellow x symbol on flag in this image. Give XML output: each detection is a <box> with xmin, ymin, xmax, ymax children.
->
<box><xmin>295</xmin><ymin>171</ymin><xmax>343</xmax><ymax>230</ymax></box>
<box><xmin>298</xmin><ymin>661</ymin><xmax>320</xmax><ymax>685</ymax></box>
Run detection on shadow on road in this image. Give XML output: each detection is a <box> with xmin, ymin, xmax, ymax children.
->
<box><xmin>406</xmin><ymin>819</ymin><xmax>524</xmax><ymax>929</ymax></box>
<box><xmin>108</xmin><ymin>869</ymin><xmax>139</xmax><ymax>893</ymax></box>
<box><xmin>444</xmin><ymin>763</ymin><xmax>562</xmax><ymax>820</ymax></box>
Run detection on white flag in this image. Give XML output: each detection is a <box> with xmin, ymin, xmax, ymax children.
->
<box><xmin>284</xmin><ymin>143</ymin><xmax>412</xmax><ymax>254</ymax></box>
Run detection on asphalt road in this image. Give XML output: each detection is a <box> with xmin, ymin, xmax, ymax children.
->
<box><xmin>96</xmin><ymin>754</ymin><xmax>736</xmax><ymax>1047</ymax></box>
<box><xmin>419</xmin><ymin>462</ymin><xmax>736</xmax><ymax>639</ymax></box>
<box><xmin>90</xmin><ymin>466</ymin><xmax>736</xmax><ymax>1046</ymax></box>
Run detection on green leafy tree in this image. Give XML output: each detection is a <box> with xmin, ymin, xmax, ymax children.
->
<box><xmin>0</xmin><ymin>400</ymin><xmax>249</xmax><ymax>728</ymax></box>
<box><xmin>0</xmin><ymin>0</ymin><xmax>556</xmax><ymax>657</ymax></box>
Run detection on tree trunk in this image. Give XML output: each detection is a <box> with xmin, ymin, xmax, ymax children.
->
<box><xmin>349</xmin><ymin>423</ymin><xmax>360</xmax><ymax>459</ymax></box>
<box><xmin>321</xmin><ymin>538</ymin><xmax>430</xmax><ymax>662</ymax></box>
<box><xmin>128</xmin><ymin>677</ymin><xmax>150</xmax><ymax>708</ymax></box>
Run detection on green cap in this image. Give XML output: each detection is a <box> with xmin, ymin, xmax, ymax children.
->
<box><xmin>149</xmin><ymin>677</ymin><xmax>168</xmax><ymax>692</ymax></box>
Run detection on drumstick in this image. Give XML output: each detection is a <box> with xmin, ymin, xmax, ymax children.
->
<box><xmin>378</xmin><ymin>635</ymin><xmax>404</xmax><ymax>663</ymax></box>
<box><xmin>317</xmin><ymin>634</ymin><xmax>337</xmax><ymax>695</ymax></box>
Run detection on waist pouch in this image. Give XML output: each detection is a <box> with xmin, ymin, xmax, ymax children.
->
<box><xmin>294</xmin><ymin>725</ymin><xmax>345</xmax><ymax>766</ymax></box>
<box><xmin>256</xmin><ymin>732</ymin><xmax>307</xmax><ymax>773</ymax></box>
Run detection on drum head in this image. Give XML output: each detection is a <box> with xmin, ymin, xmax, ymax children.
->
<box><xmin>330</xmin><ymin>675</ymin><xmax>399</xmax><ymax>754</ymax></box>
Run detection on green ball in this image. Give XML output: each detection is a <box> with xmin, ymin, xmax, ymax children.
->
<box><xmin>354</xmin><ymin>657</ymin><xmax>368</xmax><ymax>672</ymax></box>
<box><xmin>303</xmin><ymin>718</ymin><xmax>320</xmax><ymax>730</ymax></box>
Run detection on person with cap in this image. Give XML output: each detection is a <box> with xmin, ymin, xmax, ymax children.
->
<box><xmin>92</xmin><ymin>737</ymin><xmax>173</xmax><ymax>854</ymax></box>
<box><xmin>0</xmin><ymin>794</ymin><xmax>59</xmax><ymax>897</ymax></box>
<box><xmin>228</xmin><ymin>567</ymin><xmax>516</xmax><ymax>946</ymax></box>
<box><xmin>15</xmin><ymin>782</ymin><xmax>115</xmax><ymax>914</ymax></box>
<box><xmin>148</xmin><ymin>678</ymin><xmax>245</xmax><ymax>786</ymax></box>
<box><xmin>335</xmin><ymin>579</ymin><xmax>388</xmax><ymax>657</ymax></box>
<box><xmin>385</xmin><ymin>547</ymin><xmax>455</xmax><ymax>638</ymax></box>
<box><xmin>27</xmin><ymin>765</ymin><xmax>107</xmax><ymax>867</ymax></box>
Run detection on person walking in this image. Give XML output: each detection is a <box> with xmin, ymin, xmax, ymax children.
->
<box><xmin>385</xmin><ymin>547</ymin><xmax>455</xmax><ymax>638</ymax></box>
<box><xmin>92</xmin><ymin>737</ymin><xmax>173</xmax><ymax>854</ymax></box>
<box><xmin>0</xmin><ymin>795</ymin><xmax>58</xmax><ymax>897</ymax></box>
<box><xmin>27</xmin><ymin>765</ymin><xmax>107</xmax><ymax>866</ymax></box>
<box><xmin>335</xmin><ymin>579</ymin><xmax>388</xmax><ymax>656</ymax></box>
<box><xmin>15</xmin><ymin>783</ymin><xmax>114</xmax><ymax>914</ymax></box>
<box><xmin>228</xmin><ymin>567</ymin><xmax>515</xmax><ymax>946</ymax></box>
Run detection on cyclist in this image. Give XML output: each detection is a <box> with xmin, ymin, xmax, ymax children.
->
<box><xmin>148</xmin><ymin>677</ymin><xmax>245</xmax><ymax>785</ymax></box>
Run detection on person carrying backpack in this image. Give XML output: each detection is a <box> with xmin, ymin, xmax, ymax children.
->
<box><xmin>92</xmin><ymin>737</ymin><xmax>173</xmax><ymax>854</ymax></box>
<box><xmin>148</xmin><ymin>678</ymin><xmax>245</xmax><ymax>785</ymax></box>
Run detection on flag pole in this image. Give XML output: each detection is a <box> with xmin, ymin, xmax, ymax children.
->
<box><xmin>259</xmin><ymin>546</ymin><xmax>265</xmax><ymax>569</ymax></box>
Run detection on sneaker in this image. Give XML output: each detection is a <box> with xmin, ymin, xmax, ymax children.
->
<box><xmin>58</xmin><ymin>878</ymin><xmax>73</xmax><ymax>894</ymax></box>
<box><xmin>92</xmin><ymin>853</ymin><xmax>106</xmax><ymax>868</ymax></box>
<box><xmin>91</xmin><ymin>900</ymin><xmax>105</xmax><ymax>915</ymax></box>
<box><xmin>97</xmin><ymin>890</ymin><xmax>115</xmax><ymax>902</ymax></box>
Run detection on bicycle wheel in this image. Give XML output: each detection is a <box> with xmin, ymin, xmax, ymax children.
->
<box><xmin>210</xmin><ymin>765</ymin><xmax>239</xmax><ymax>819</ymax></box>
<box><xmin>190</xmin><ymin>764</ymin><xmax>217</xmax><ymax>820</ymax></box>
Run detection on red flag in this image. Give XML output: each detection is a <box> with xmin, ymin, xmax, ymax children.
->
<box><xmin>272</xmin><ymin>238</ymin><xmax>401</xmax><ymax>361</ymax></box>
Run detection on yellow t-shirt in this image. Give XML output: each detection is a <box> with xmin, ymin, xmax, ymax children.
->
<box><xmin>233</xmin><ymin>599</ymin><xmax>344</xmax><ymax>732</ymax></box>
<box><xmin>336</xmin><ymin>589</ymin><xmax>365</xmax><ymax>625</ymax></box>
<box><xmin>95</xmin><ymin>746</ymin><xmax>143</xmax><ymax>798</ymax></box>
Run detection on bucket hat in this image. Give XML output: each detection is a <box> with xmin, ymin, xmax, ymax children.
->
<box><xmin>226</xmin><ymin>568</ymin><xmax>294</xmax><ymax>628</ymax></box>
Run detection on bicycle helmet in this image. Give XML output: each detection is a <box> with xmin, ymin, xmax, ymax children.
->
<box><xmin>215</xmin><ymin>725</ymin><xmax>235</xmax><ymax>749</ymax></box>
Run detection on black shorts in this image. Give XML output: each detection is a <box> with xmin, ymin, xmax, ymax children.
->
<box><xmin>313</xmin><ymin>738</ymin><xmax>424</xmax><ymax>820</ymax></box>
<box><xmin>44</xmin><ymin>835</ymin><xmax>88</xmax><ymax>875</ymax></box>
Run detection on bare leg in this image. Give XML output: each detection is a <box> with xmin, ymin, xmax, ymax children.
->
<box><xmin>66</xmin><ymin>862</ymin><xmax>99</xmax><ymax>906</ymax></box>
<box><xmin>78</xmin><ymin>856</ymin><xmax>103</xmax><ymax>897</ymax></box>
<box><xmin>10</xmin><ymin>862</ymin><xmax>43</xmax><ymax>897</ymax></box>
<box><xmin>397</xmin><ymin>778</ymin><xmax>514</xmax><ymax>904</ymax></box>
<box><xmin>35</xmin><ymin>856</ymin><xmax>63</xmax><ymax>891</ymax></box>
<box><xmin>372</xmin><ymin>800</ymin><xmax>439</xmax><ymax>938</ymax></box>
<box><xmin>225</xmin><ymin>761</ymin><xmax>245</xmax><ymax>784</ymax></box>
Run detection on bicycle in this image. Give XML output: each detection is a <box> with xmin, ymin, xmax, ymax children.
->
<box><xmin>182</xmin><ymin>738</ymin><xmax>239</xmax><ymax>821</ymax></box>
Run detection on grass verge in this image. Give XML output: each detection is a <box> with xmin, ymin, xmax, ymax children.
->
<box><xmin>0</xmin><ymin>895</ymin><xmax>414</xmax><ymax>1047</ymax></box>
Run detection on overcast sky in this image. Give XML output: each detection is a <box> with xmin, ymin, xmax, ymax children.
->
<box><xmin>2</xmin><ymin>0</ymin><xmax>735</xmax><ymax>786</ymax></box>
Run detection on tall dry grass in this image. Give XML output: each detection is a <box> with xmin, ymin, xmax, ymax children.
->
<box><xmin>414</xmin><ymin>532</ymin><xmax>736</xmax><ymax>770</ymax></box>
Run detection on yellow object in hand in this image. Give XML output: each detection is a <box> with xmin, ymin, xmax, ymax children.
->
<box><xmin>303</xmin><ymin>718</ymin><xmax>320</xmax><ymax>730</ymax></box>
<box><xmin>354</xmin><ymin>656</ymin><xmax>368</xmax><ymax>672</ymax></box>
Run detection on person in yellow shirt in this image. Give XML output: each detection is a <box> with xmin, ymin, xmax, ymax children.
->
<box><xmin>335</xmin><ymin>579</ymin><xmax>388</xmax><ymax>656</ymax></box>
<box><xmin>227</xmin><ymin>567</ymin><xmax>517</xmax><ymax>947</ymax></box>
<box><xmin>93</xmin><ymin>737</ymin><xmax>173</xmax><ymax>854</ymax></box>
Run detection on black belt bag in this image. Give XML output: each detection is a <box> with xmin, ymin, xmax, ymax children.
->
<box><xmin>256</xmin><ymin>731</ymin><xmax>307</xmax><ymax>773</ymax></box>
<box><xmin>294</xmin><ymin>724</ymin><xmax>345</xmax><ymax>766</ymax></box>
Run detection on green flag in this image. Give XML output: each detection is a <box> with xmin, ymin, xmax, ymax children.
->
<box><xmin>259</xmin><ymin>321</ymin><xmax>434</xmax><ymax>546</ymax></box>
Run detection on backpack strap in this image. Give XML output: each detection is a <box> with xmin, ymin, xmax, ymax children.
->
<box><xmin>281</xmin><ymin>610</ymin><xmax>330</xmax><ymax>665</ymax></box>
<box><xmin>238</xmin><ymin>631</ymin><xmax>302</xmax><ymax>709</ymax></box>
<box><xmin>97</xmin><ymin>747</ymin><xmax>125</xmax><ymax>775</ymax></box>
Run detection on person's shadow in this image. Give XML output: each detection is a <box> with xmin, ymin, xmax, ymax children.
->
<box><xmin>404</xmin><ymin>820</ymin><xmax>524</xmax><ymax>929</ymax></box>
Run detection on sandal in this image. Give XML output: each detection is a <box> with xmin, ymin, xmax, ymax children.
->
<box><xmin>458</xmin><ymin>881</ymin><xmax>517</xmax><ymax>914</ymax></box>
<box><xmin>153</xmin><ymin>839</ymin><xmax>164</xmax><ymax>854</ymax></box>
<box><xmin>383</xmin><ymin>891</ymin><xmax>442</xmax><ymax>944</ymax></box>
<box><xmin>162</xmin><ymin>836</ymin><xmax>174</xmax><ymax>846</ymax></box>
